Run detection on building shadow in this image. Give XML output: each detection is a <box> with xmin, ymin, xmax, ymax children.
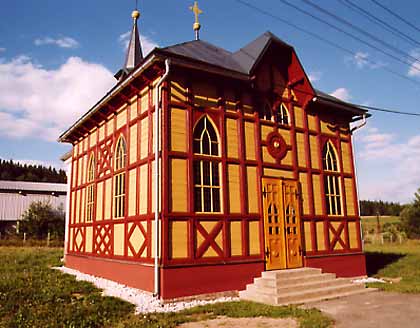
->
<box><xmin>365</xmin><ymin>251</ymin><xmax>405</xmax><ymax>276</ymax></box>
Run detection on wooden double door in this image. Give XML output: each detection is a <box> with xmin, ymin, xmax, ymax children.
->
<box><xmin>262</xmin><ymin>178</ymin><xmax>303</xmax><ymax>270</ymax></box>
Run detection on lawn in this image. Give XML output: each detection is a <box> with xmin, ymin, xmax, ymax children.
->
<box><xmin>365</xmin><ymin>239</ymin><xmax>420</xmax><ymax>293</ymax></box>
<box><xmin>0</xmin><ymin>247</ymin><xmax>333</xmax><ymax>328</ymax></box>
<box><xmin>360</xmin><ymin>215</ymin><xmax>400</xmax><ymax>234</ymax></box>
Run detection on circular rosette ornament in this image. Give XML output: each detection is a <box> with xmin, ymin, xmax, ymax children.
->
<box><xmin>267</xmin><ymin>131</ymin><xmax>288</xmax><ymax>161</ymax></box>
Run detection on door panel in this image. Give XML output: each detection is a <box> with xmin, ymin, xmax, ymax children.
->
<box><xmin>262</xmin><ymin>178</ymin><xmax>303</xmax><ymax>270</ymax></box>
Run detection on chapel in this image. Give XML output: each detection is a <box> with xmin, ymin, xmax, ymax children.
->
<box><xmin>60</xmin><ymin>3</ymin><xmax>369</xmax><ymax>300</ymax></box>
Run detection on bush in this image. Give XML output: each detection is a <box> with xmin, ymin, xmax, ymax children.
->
<box><xmin>20</xmin><ymin>201</ymin><xmax>65</xmax><ymax>240</ymax></box>
<box><xmin>401</xmin><ymin>188</ymin><xmax>420</xmax><ymax>239</ymax></box>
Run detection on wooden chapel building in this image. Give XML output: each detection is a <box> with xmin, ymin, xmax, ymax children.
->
<box><xmin>59</xmin><ymin>6</ymin><xmax>369</xmax><ymax>300</ymax></box>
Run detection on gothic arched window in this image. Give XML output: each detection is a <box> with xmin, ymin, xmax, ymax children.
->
<box><xmin>276</xmin><ymin>103</ymin><xmax>289</xmax><ymax>125</ymax></box>
<box><xmin>322</xmin><ymin>141</ymin><xmax>342</xmax><ymax>215</ymax></box>
<box><xmin>114</xmin><ymin>136</ymin><xmax>127</xmax><ymax>218</ymax></box>
<box><xmin>193</xmin><ymin>116</ymin><xmax>221</xmax><ymax>212</ymax></box>
<box><xmin>86</xmin><ymin>154</ymin><xmax>95</xmax><ymax>222</ymax></box>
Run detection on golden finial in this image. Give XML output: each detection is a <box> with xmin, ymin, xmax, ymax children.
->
<box><xmin>132</xmin><ymin>9</ymin><xmax>140</xmax><ymax>21</ymax></box>
<box><xmin>189</xmin><ymin>1</ymin><xmax>203</xmax><ymax>40</ymax></box>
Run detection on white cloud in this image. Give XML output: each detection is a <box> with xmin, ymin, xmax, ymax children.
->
<box><xmin>0</xmin><ymin>47</ymin><xmax>5</xmax><ymax>53</ymax></box>
<box><xmin>308</xmin><ymin>71</ymin><xmax>322</xmax><ymax>83</ymax></box>
<box><xmin>330</xmin><ymin>87</ymin><xmax>351</xmax><ymax>102</ymax></box>
<box><xmin>0</xmin><ymin>55</ymin><xmax>115</xmax><ymax>141</ymax></box>
<box><xmin>118</xmin><ymin>31</ymin><xmax>158</xmax><ymax>56</ymax></box>
<box><xmin>356</xmin><ymin>126</ymin><xmax>420</xmax><ymax>202</ymax></box>
<box><xmin>408</xmin><ymin>48</ymin><xmax>420</xmax><ymax>77</ymax></box>
<box><xmin>34</xmin><ymin>36</ymin><xmax>79</xmax><ymax>49</ymax></box>
<box><xmin>346</xmin><ymin>51</ymin><xmax>386</xmax><ymax>69</ymax></box>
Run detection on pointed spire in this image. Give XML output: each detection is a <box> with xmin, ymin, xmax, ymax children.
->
<box><xmin>115</xmin><ymin>9</ymin><xmax>144</xmax><ymax>80</ymax></box>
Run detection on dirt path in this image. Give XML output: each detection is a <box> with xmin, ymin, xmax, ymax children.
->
<box><xmin>304</xmin><ymin>290</ymin><xmax>420</xmax><ymax>328</ymax></box>
<box><xmin>178</xmin><ymin>316</ymin><xmax>297</xmax><ymax>328</ymax></box>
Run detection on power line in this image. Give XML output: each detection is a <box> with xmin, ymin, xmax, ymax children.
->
<box><xmin>338</xmin><ymin>0</ymin><xmax>420</xmax><ymax>48</ymax></box>
<box><xmin>299</xmin><ymin>0</ymin><xmax>420</xmax><ymax>66</ymax></box>
<box><xmin>370</xmin><ymin>0</ymin><xmax>420</xmax><ymax>35</ymax></box>
<box><xmin>232</xmin><ymin>0</ymin><xmax>420</xmax><ymax>118</ymax></box>
<box><xmin>233</xmin><ymin>0</ymin><xmax>420</xmax><ymax>88</ymax></box>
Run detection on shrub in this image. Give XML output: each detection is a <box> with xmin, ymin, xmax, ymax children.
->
<box><xmin>401</xmin><ymin>188</ymin><xmax>420</xmax><ymax>239</ymax></box>
<box><xmin>20</xmin><ymin>201</ymin><xmax>65</xmax><ymax>240</ymax></box>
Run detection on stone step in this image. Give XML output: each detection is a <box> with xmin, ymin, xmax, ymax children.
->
<box><xmin>253</xmin><ymin>272</ymin><xmax>337</xmax><ymax>288</ymax></box>
<box><xmin>261</xmin><ymin>267</ymin><xmax>322</xmax><ymax>280</ymax></box>
<box><xmin>249</xmin><ymin>277</ymin><xmax>351</xmax><ymax>294</ymax></box>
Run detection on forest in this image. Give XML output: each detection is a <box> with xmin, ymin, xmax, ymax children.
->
<box><xmin>359</xmin><ymin>200</ymin><xmax>404</xmax><ymax>216</ymax></box>
<box><xmin>0</xmin><ymin>159</ymin><xmax>67</xmax><ymax>183</ymax></box>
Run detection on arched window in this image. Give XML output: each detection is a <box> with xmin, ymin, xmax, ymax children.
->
<box><xmin>261</xmin><ymin>102</ymin><xmax>272</xmax><ymax>121</ymax></box>
<box><xmin>276</xmin><ymin>103</ymin><xmax>289</xmax><ymax>125</ymax></box>
<box><xmin>86</xmin><ymin>154</ymin><xmax>95</xmax><ymax>222</ymax></box>
<box><xmin>322</xmin><ymin>141</ymin><xmax>342</xmax><ymax>215</ymax></box>
<box><xmin>114</xmin><ymin>136</ymin><xmax>127</xmax><ymax>218</ymax></box>
<box><xmin>193</xmin><ymin>116</ymin><xmax>221</xmax><ymax>212</ymax></box>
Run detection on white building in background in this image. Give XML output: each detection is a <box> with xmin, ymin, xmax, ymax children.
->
<box><xmin>0</xmin><ymin>180</ymin><xmax>67</xmax><ymax>233</ymax></box>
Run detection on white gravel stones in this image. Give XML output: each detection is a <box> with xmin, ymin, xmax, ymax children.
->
<box><xmin>55</xmin><ymin>266</ymin><xmax>239</xmax><ymax>314</ymax></box>
<box><xmin>352</xmin><ymin>277</ymin><xmax>386</xmax><ymax>284</ymax></box>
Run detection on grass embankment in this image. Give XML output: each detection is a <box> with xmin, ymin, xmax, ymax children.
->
<box><xmin>0</xmin><ymin>247</ymin><xmax>333</xmax><ymax>328</ymax></box>
<box><xmin>365</xmin><ymin>239</ymin><xmax>420</xmax><ymax>293</ymax></box>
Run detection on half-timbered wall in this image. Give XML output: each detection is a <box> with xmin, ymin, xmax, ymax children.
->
<box><xmin>67</xmin><ymin>81</ymin><xmax>161</xmax><ymax>263</ymax></box>
<box><xmin>164</xmin><ymin>68</ymin><xmax>361</xmax><ymax>268</ymax></box>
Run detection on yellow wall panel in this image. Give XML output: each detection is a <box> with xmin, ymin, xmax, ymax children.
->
<box><xmin>171</xmin><ymin>159</ymin><xmax>188</xmax><ymax>212</ymax></box>
<box><xmin>89</xmin><ymin>130</ymin><xmax>97</xmax><ymax>148</ymax></box>
<box><xmin>348</xmin><ymin>221</ymin><xmax>359</xmax><ymax>249</ymax></box>
<box><xmin>281</xmin><ymin>151</ymin><xmax>293</xmax><ymax>166</ymax></box>
<box><xmin>170</xmin><ymin>221</ymin><xmax>188</xmax><ymax>258</ymax></box>
<box><xmin>82</xmin><ymin>154</ymin><xmax>88</xmax><ymax>184</ymax></box>
<box><xmin>98</xmin><ymin>124</ymin><xmax>105</xmax><ymax>142</ymax></box>
<box><xmin>247</xmin><ymin>166</ymin><xmax>259</xmax><ymax>213</ymax></box>
<box><xmin>75</xmin><ymin>190</ymin><xmax>80</xmax><ymax>224</ymax></box>
<box><xmin>262</xmin><ymin>147</ymin><xmax>276</xmax><ymax>163</ymax></box>
<box><xmin>140</xmin><ymin>118</ymin><xmax>149</xmax><ymax>159</ymax></box>
<box><xmin>129</xmin><ymin>124</ymin><xmax>138</xmax><ymax>164</ymax></box>
<box><xmin>128</xmin><ymin>169</ymin><xmax>137</xmax><ymax>216</ymax></box>
<box><xmin>170</xmin><ymin>81</ymin><xmax>188</xmax><ymax>103</ymax></box>
<box><xmin>139</xmin><ymin>164</ymin><xmax>148</xmax><ymax>214</ymax></box>
<box><xmin>316</xmin><ymin>221</ymin><xmax>326</xmax><ymax>251</ymax></box>
<box><xmin>299</xmin><ymin>173</ymin><xmax>310</xmax><ymax>215</ymax></box>
<box><xmin>200</xmin><ymin>221</ymin><xmax>220</xmax><ymax>257</ymax></box>
<box><xmin>116</xmin><ymin>107</ymin><xmax>127</xmax><ymax>130</ymax></box>
<box><xmin>308</xmin><ymin>114</ymin><xmax>317</xmax><ymax>131</ymax></box>
<box><xmin>80</xmin><ymin>188</ymin><xmax>86</xmax><ymax>223</ymax></box>
<box><xmin>261</xmin><ymin>125</ymin><xmax>272</xmax><ymax>140</ymax></box>
<box><xmin>294</xmin><ymin>106</ymin><xmax>304</xmax><ymax>128</ymax></box>
<box><xmin>249</xmin><ymin>221</ymin><xmax>260</xmax><ymax>255</ymax></box>
<box><xmin>226</xmin><ymin>118</ymin><xmax>239</xmax><ymax>158</ymax></box>
<box><xmin>345</xmin><ymin>178</ymin><xmax>356</xmax><ymax>216</ymax></box>
<box><xmin>296</xmin><ymin>133</ymin><xmax>306</xmax><ymax>167</ymax></box>
<box><xmin>228</xmin><ymin>164</ymin><xmax>241</xmax><ymax>213</ymax></box>
<box><xmin>279</xmin><ymin>128</ymin><xmax>290</xmax><ymax>145</ymax></box>
<box><xmin>85</xmin><ymin>226</ymin><xmax>93</xmax><ymax>253</ymax></box>
<box><xmin>130</xmin><ymin>98</ymin><xmax>138</xmax><ymax>121</ymax></box>
<box><xmin>151</xmin><ymin>220</ymin><xmax>161</xmax><ymax>258</ymax></box>
<box><xmin>140</xmin><ymin>87</ymin><xmax>149</xmax><ymax>114</ymax></box>
<box><xmin>104</xmin><ymin>178</ymin><xmax>112</xmax><ymax>220</ymax></box>
<box><xmin>71</xmin><ymin>191</ymin><xmax>76</xmax><ymax>224</ymax></box>
<box><xmin>263</xmin><ymin>168</ymin><xmax>294</xmax><ymax>179</ymax></box>
<box><xmin>107</xmin><ymin>118</ymin><xmax>114</xmax><ymax>137</ymax></box>
<box><xmin>128</xmin><ymin>222</ymin><xmax>147</xmax><ymax>257</ymax></box>
<box><xmin>96</xmin><ymin>181</ymin><xmax>103</xmax><ymax>220</ymax></box>
<box><xmin>304</xmin><ymin>221</ymin><xmax>312</xmax><ymax>252</ymax></box>
<box><xmin>69</xmin><ymin>228</ymin><xmax>73</xmax><ymax>252</ymax></box>
<box><xmin>230</xmin><ymin>221</ymin><xmax>242</xmax><ymax>256</ymax></box>
<box><xmin>170</xmin><ymin>108</ymin><xmax>187</xmax><ymax>152</ymax></box>
<box><xmin>244</xmin><ymin>122</ymin><xmax>256</xmax><ymax>160</ymax></box>
<box><xmin>320</xmin><ymin>120</ymin><xmax>335</xmax><ymax>135</ymax></box>
<box><xmin>77</xmin><ymin>158</ymin><xmax>82</xmax><ymax>185</ymax></box>
<box><xmin>312</xmin><ymin>175</ymin><xmax>323</xmax><ymax>215</ymax></box>
<box><xmin>309</xmin><ymin>136</ymin><xmax>320</xmax><ymax>169</ymax></box>
<box><xmin>114</xmin><ymin>223</ymin><xmax>125</xmax><ymax>256</ymax></box>
<box><xmin>341</xmin><ymin>141</ymin><xmax>352</xmax><ymax>174</ymax></box>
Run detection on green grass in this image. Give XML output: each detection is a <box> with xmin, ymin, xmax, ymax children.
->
<box><xmin>361</xmin><ymin>215</ymin><xmax>400</xmax><ymax>233</ymax></box>
<box><xmin>365</xmin><ymin>239</ymin><xmax>420</xmax><ymax>293</ymax></box>
<box><xmin>0</xmin><ymin>247</ymin><xmax>333</xmax><ymax>328</ymax></box>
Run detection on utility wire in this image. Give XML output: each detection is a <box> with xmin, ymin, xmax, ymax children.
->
<box><xmin>338</xmin><ymin>0</ymin><xmax>420</xmax><ymax>48</ymax></box>
<box><xmin>370</xmin><ymin>0</ymin><xmax>420</xmax><ymax>35</ymax></box>
<box><xmin>233</xmin><ymin>0</ymin><xmax>420</xmax><ymax>117</ymax></box>
<box><xmin>233</xmin><ymin>0</ymin><xmax>420</xmax><ymax>88</ymax></box>
<box><xmin>299</xmin><ymin>0</ymin><xmax>420</xmax><ymax>65</ymax></box>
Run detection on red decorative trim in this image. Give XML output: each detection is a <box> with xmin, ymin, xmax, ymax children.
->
<box><xmin>266</xmin><ymin>131</ymin><xmax>288</xmax><ymax>161</ymax></box>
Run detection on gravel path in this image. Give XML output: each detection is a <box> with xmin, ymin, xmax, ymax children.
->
<box><xmin>178</xmin><ymin>316</ymin><xmax>297</xmax><ymax>328</ymax></box>
<box><xmin>55</xmin><ymin>266</ymin><xmax>239</xmax><ymax>314</ymax></box>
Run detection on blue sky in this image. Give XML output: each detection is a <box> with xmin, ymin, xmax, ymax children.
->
<box><xmin>1</xmin><ymin>0</ymin><xmax>420</xmax><ymax>203</ymax></box>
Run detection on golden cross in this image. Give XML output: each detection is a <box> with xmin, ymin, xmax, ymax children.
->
<box><xmin>189</xmin><ymin>1</ymin><xmax>203</xmax><ymax>25</ymax></box>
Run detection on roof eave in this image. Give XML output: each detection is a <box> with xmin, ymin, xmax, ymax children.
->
<box><xmin>313</xmin><ymin>96</ymin><xmax>370</xmax><ymax>118</ymax></box>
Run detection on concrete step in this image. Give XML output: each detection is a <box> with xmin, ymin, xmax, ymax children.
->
<box><xmin>249</xmin><ymin>277</ymin><xmax>351</xmax><ymax>295</ymax></box>
<box><xmin>253</xmin><ymin>272</ymin><xmax>337</xmax><ymax>289</ymax></box>
<box><xmin>261</xmin><ymin>267</ymin><xmax>322</xmax><ymax>280</ymax></box>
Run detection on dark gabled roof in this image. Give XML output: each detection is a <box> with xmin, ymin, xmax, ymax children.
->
<box><xmin>162</xmin><ymin>39</ymin><xmax>245</xmax><ymax>73</ymax></box>
<box><xmin>315</xmin><ymin>89</ymin><xmax>369</xmax><ymax>117</ymax></box>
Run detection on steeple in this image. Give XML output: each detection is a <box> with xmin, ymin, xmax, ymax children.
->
<box><xmin>115</xmin><ymin>9</ymin><xmax>144</xmax><ymax>80</ymax></box>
